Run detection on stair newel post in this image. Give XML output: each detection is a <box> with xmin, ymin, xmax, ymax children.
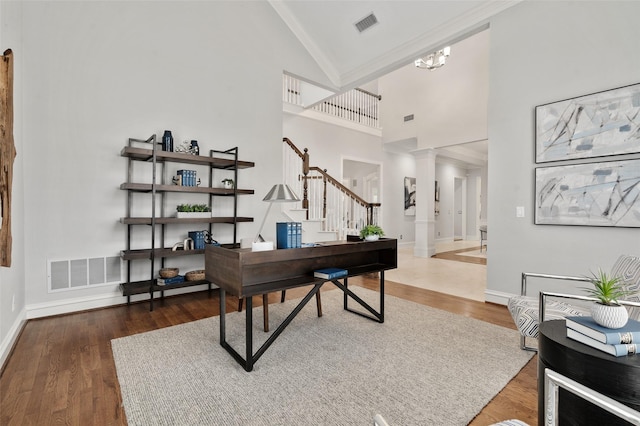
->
<box><xmin>302</xmin><ymin>148</ymin><xmax>309</xmax><ymax>220</ymax></box>
<box><xmin>322</xmin><ymin>169</ymin><xmax>328</xmax><ymax>224</ymax></box>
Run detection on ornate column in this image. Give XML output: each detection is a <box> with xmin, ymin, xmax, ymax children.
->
<box><xmin>413</xmin><ymin>148</ymin><xmax>436</xmax><ymax>258</ymax></box>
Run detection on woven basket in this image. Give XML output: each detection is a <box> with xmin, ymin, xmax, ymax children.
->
<box><xmin>185</xmin><ymin>269</ymin><xmax>205</xmax><ymax>281</ymax></box>
<box><xmin>159</xmin><ymin>267</ymin><xmax>179</xmax><ymax>278</ymax></box>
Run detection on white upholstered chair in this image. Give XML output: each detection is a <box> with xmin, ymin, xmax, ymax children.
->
<box><xmin>508</xmin><ymin>254</ymin><xmax>640</xmax><ymax>351</ymax></box>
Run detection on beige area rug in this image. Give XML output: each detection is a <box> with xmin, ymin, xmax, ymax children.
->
<box><xmin>386</xmin><ymin>247</ymin><xmax>487</xmax><ymax>302</ymax></box>
<box><xmin>112</xmin><ymin>288</ymin><xmax>532</xmax><ymax>426</ymax></box>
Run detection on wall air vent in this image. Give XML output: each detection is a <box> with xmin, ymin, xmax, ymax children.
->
<box><xmin>48</xmin><ymin>256</ymin><xmax>122</xmax><ymax>292</ymax></box>
<box><xmin>355</xmin><ymin>13</ymin><xmax>378</xmax><ymax>33</ymax></box>
<box><xmin>404</xmin><ymin>114</ymin><xmax>414</xmax><ymax>122</ymax></box>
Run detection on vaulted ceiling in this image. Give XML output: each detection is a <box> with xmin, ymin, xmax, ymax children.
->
<box><xmin>269</xmin><ymin>0</ymin><xmax>520</xmax><ymax>90</ymax></box>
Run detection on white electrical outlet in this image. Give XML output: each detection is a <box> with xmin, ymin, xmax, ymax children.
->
<box><xmin>516</xmin><ymin>206</ymin><xmax>525</xmax><ymax>218</ymax></box>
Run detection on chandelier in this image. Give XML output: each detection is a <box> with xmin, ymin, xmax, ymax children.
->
<box><xmin>414</xmin><ymin>46</ymin><xmax>451</xmax><ymax>71</ymax></box>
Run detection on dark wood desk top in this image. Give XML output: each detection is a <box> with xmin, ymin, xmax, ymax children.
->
<box><xmin>205</xmin><ymin>238</ymin><xmax>397</xmax><ymax>298</ymax></box>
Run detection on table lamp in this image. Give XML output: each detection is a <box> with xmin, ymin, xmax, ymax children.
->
<box><xmin>252</xmin><ymin>184</ymin><xmax>300</xmax><ymax>251</ymax></box>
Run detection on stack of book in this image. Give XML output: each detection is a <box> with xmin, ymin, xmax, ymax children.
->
<box><xmin>157</xmin><ymin>275</ymin><xmax>185</xmax><ymax>286</ymax></box>
<box><xmin>314</xmin><ymin>267</ymin><xmax>348</xmax><ymax>280</ymax></box>
<box><xmin>565</xmin><ymin>316</ymin><xmax>640</xmax><ymax>357</ymax></box>
<box><xmin>276</xmin><ymin>222</ymin><xmax>302</xmax><ymax>249</ymax></box>
<box><xmin>176</xmin><ymin>169</ymin><xmax>197</xmax><ymax>186</ymax></box>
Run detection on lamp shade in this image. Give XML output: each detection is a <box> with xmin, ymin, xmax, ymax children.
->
<box><xmin>262</xmin><ymin>184</ymin><xmax>300</xmax><ymax>203</ymax></box>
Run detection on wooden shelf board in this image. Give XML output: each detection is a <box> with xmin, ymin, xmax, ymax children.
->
<box><xmin>120</xmin><ymin>217</ymin><xmax>253</xmax><ymax>225</ymax></box>
<box><xmin>120</xmin><ymin>182</ymin><xmax>254</xmax><ymax>195</ymax></box>
<box><xmin>120</xmin><ymin>146</ymin><xmax>255</xmax><ymax>169</ymax></box>
<box><xmin>120</xmin><ymin>279</ymin><xmax>211</xmax><ymax>296</ymax></box>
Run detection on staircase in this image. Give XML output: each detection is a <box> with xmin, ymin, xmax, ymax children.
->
<box><xmin>281</xmin><ymin>137</ymin><xmax>380</xmax><ymax>242</ymax></box>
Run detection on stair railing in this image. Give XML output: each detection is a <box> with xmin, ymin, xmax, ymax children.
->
<box><xmin>283</xmin><ymin>137</ymin><xmax>380</xmax><ymax>239</ymax></box>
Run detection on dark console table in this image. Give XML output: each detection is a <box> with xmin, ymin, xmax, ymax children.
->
<box><xmin>538</xmin><ymin>320</ymin><xmax>640</xmax><ymax>425</ymax></box>
<box><xmin>205</xmin><ymin>238</ymin><xmax>397</xmax><ymax>371</ymax></box>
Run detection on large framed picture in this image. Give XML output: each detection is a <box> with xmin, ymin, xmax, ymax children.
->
<box><xmin>535</xmin><ymin>158</ymin><xmax>640</xmax><ymax>227</ymax></box>
<box><xmin>404</xmin><ymin>177</ymin><xmax>416</xmax><ymax>216</ymax></box>
<box><xmin>535</xmin><ymin>82</ymin><xmax>640</xmax><ymax>163</ymax></box>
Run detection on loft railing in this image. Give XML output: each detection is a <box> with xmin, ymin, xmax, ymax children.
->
<box><xmin>283</xmin><ymin>74</ymin><xmax>381</xmax><ymax>129</ymax></box>
<box><xmin>283</xmin><ymin>137</ymin><xmax>380</xmax><ymax>239</ymax></box>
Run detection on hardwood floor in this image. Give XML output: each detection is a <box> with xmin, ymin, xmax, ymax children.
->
<box><xmin>0</xmin><ymin>277</ymin><xmax>537</xmax><ymax>425</ymax></box>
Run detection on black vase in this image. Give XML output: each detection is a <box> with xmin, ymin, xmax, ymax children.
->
<box><xmin>190</xmin><ymin>140</ymin><xmax>199</xmax><ymax>155</ymax></box>
<box><xmin>162</xmin><ymin>130</ymin><xmax>173</xmax><ymax>152</ymax></box>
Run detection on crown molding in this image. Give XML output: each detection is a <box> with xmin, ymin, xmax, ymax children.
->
<box><xmin>269</xmin><ymin>0</ymin><xmax>343</xmax><ymax>87</ymax></box>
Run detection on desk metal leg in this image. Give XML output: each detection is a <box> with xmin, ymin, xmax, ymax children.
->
<box><xmin>335</xmin><ymin>271</ymin><xmax>385</xmax><ymax>323</ymax></box>
<box><xmin>219</xmin><ymin>283</ymin><xmax>323</xmax><ymax>372</ymax></box>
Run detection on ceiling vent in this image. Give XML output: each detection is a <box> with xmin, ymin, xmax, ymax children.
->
<box><xmin>355</xmin><ymin>13</ymin><xmax>378</xmax><ymax>33</ymax></box>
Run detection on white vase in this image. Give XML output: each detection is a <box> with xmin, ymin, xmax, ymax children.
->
<box><xmin>591</xmin><ymin>303</ymin><xmax>629</xmax><ymax>329</ymax></box>
<box><xmin>364</xmin><ymin>235</ymin><xmax>379</xmax><ymax>241</ymax></box>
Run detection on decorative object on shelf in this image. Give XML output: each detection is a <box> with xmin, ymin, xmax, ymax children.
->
<box><xmin>176</xmin><ymin>204</ymin><xmax>211</xmax><ymax>218</ymax></box>
<box><xmin>185</xmin><ymin>269</ymin><xmax>205</xmax><ymax>281</ymax></box>
<box><xmin>222</xmin><ymin>178</ymin><xmax>234</xmax><ymax>189</ymax></box>
<box><xmin>414</xmin><ymin>46</ymin><xmax>451</xmax><ymax>71</ymax></box>
<box><xmin>253</xmin><ymin>184</ymin><xmax>300</xmax><ymax>251</ymax></box>
<box><xmin>582</xmin><ymin>269</ymin><xmax>632</xmax><ymax>328</ymax></box>
<box><xmin>162</xmin><ymin>130</ymin><xmax>173</xmax><ymax>152</ymax></box>
<box><xmin>360</xmin><ymin>224</ymin><xmax>384</xmax><ymax>241</ymax></box>
<box><xmin>159</xmin><ymin>267</ymin><xmax>179</xmax><ymax>278</ymax></box>
<box><xmin>176</xmin><ymin>169</ymin><xmax>199</xmax><ymax>187</ymax></box>
<box><xmin>190</xmin><ymin>140</ymin><xmax>199</xmax><ymax>155</ymax></box>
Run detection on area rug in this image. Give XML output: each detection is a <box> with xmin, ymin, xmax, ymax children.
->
<box><xmin>111</xmin><ymin>288</ymin><xmax>532</xmax><ymax>426</ymax></box>
<box><xmin>457</xmin><ymin>248</ymin><xmax>487</xmax><ymax>259</ymax></box>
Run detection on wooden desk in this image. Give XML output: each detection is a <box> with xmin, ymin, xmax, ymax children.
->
<box><xmin>538</xmin><ymin>320</ymin><xmax>640</xmax><ymax>425</ymax></box>
<box><xmin>205</xmin><ymin>238</ymin><xmax>397</xmax><ymax>371</ymax></box>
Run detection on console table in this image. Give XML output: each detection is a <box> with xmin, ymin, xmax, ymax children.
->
<box><xmin>538</xmin><ymin>320</ymin><xmax>640</xmax><ymax>425</ymax></box>
<box><xmin>205</xmin><ymin>238</ymin><xmax>397</xmax><ymax>371</ymax></box>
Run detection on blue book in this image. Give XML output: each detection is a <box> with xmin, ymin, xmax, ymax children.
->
<box><xmin>157</xmin><ymin>275</ymin><xmax>185</xmax><ymax>286</ymax></box>
<box><xmin>295</xmin><ymin>222</ymin><xmax>302</xmax><ymax>248</ymax></box>
<box><xmin>566</xmin><ymin>328</ymin><xmax>637</xmax><ymax>357</ymax></box>
<box><xmin>314</xmin><ymin>268</ymin><xmax>348</xmax><ymax>280</ymax></box>
<box><xmin>276</xmin><ymin>222</ymin><xmax>292</xmax><ymax>249</ymax></box>
<box><xmin>566</xmin><ymin>316</ymin><xmax>640</xmax><ymax>345</ymax></box>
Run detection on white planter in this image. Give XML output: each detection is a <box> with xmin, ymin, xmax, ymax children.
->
<box><xmin>364</xmin><ymin>235</ymin><xmax>380</xmax><ymax>241</ymax></box>
<box><xmin>176</xmin><ymin>212</ymin><xmax>211</xmax><ymax>219</ymax></box>
<box><xmin>591</xmin><ymin>303</ymin><xmax>629</xmax><ymax>329</ymax></box>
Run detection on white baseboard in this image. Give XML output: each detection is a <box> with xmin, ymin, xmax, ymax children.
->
<box><xmin>484</xmin><ymin>289</ymin><xmax>514</xmax><ymax>306</ymax></box>
<box><xmin>0</xmin><ymin>307</ymin><xmax>26</xmax><ymax>371</ymax></box>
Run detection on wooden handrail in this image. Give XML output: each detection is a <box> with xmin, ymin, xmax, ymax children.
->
<box><xmin>283</xmin><ymin>137</ymin><xmax>380</xmax><ymax>232</ymax></box>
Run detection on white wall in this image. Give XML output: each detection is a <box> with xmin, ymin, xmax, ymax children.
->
<box><xmin>283</xmin><ymin>113</ymin><xmax>416</xmax><ymax>243</ymax></box>
<box><xmin>486</xmin><ymin>1</ymin><xmax>640</xmax><ymax>302</ymax></box>
<box><xmin>2</xmin><ymin>0</ymin><xmax>331</xmax><ymax>333</ymax></box>
<box><xmin>379</xmin><ymin>28</ymin><xmax>489</xmax><ymax>148</ymax></box>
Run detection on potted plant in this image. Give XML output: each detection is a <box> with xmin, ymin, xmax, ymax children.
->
<box><xmin>222</xmin><ymin>178</ymin><xmax>234</xmax><ymax>189</ymax></box>
<box><xmin>360</xmin><ymin>224</ymin><xmax>384</xmax><ymax>241</ymax></box>
<box><xmin>582</xmin><ymin>269</ymin><xmax>631</xmax><ymax>329</ymax></box>
<box><xmin>176</xmin><ymin>203</ymin><xmax>211</xmax><ymax>219</ymax></box>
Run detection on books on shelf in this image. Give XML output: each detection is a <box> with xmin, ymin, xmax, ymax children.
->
<box><xmin>314</xmin><ymin>267</ymin><xmax>348</xmax><ymax>280</ymax></box>
<box><xmin>566</xmin><ymin>316</ymin><xmax>640</xmax><ymax>344</ymax></box>
<box><xmin>157</xmin><ymin>275</ymin><xmax>185</xmax><ymax>286</ymax></box>
<box><xmin>565</xmin><ymin>316</ymin><xmax>640</xmax><ymax>357</ymax></box>
<box><xmin>566</xmin><ymin>328</ymin><xmax>637</xmax><ymax>357</ymax></box>
<box><xmin>276</xmin><ymin>222</ymin><xmax>302</xmax><ymax>249</ymax></box>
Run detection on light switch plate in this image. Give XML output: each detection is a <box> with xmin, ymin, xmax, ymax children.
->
<box><xmin>516</xmin><ymin>206</ymin><xmax>525</xmax><ymax>218</ymax></box>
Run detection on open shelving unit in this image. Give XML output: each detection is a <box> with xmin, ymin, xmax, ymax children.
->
<box><xmin>119</xmin><ymin>134</ymin><xmax>255</xmax><ymax>310</ymax></box>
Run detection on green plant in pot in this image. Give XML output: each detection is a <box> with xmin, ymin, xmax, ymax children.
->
<box><xmin>360</xmin><ymin>224</ymin><xmax>384</xmax><ymax>241</ymax></box>
<box><xmin>582</xmin><ymin>269</ymin><xmax>631</xmax><ymax>329</ymax></box>
<box><xmin>176</xmin><ymin>204</ymin><xmax>211</xmax><ymax>218</ymax></box>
